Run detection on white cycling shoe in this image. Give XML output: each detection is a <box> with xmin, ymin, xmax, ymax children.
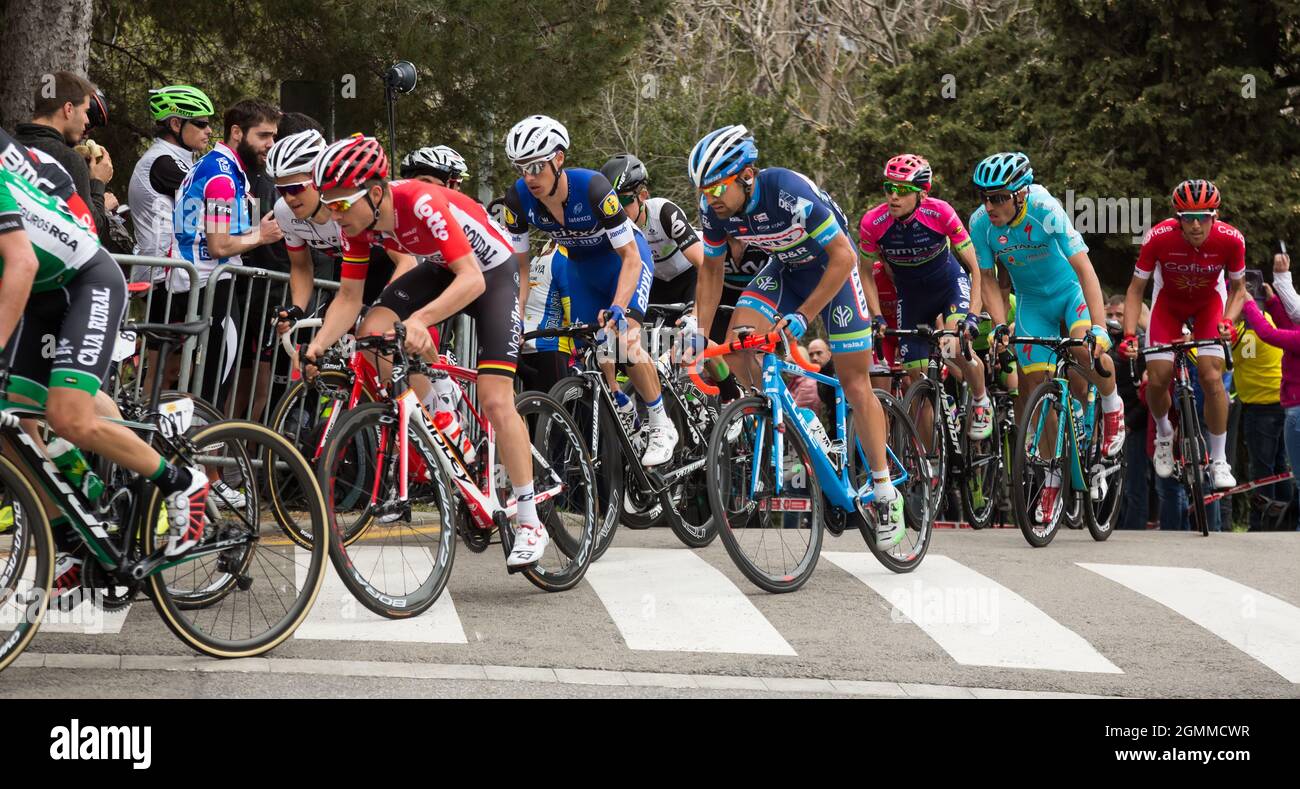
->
<box><xmin>873</xmin><ymin>490</ymin><xmax>906</xmax><ymax>548</ymax></box>
<box><xmin>1153</xmin><ymin>435</ymin><xmax>1176</xmax><ymax>478</ymax></box>
<box><xmin>212</xmin><ymin>479</ymin><xmax>247</xmax><ymax>509</ymax></box>
<box><xmin>507</xmin><ymin>521</ymin><xmax>550</xmax><ymax>568</ymax></box>
<box><xmin>1208</xmin><ymin>460</ymin><xmax>1237</xmax><ymax>491</ymax></box>
<box><xmin>641</xmin><ymin>422</ymin><xmax>679</xmax><ymax>467</ymax></box>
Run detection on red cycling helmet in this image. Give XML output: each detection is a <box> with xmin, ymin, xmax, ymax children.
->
<box><xmin>884</xmin><ymin>154</ymin><xmax>932</xmax><ymax>191</ymax></box>
<box><xmin>1171</xmin><ymin>179</ymin><xmax>1220</xmax><ymax>212</ymax></box>
<box><xmin>314</xmin><ymin>134</ymin><xmax>389</xmax><ymax>191</ymax></box>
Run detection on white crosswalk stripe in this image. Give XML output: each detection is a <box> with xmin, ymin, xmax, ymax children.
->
<box><xmin>294</xmin><ymin>547</ymin><xmax>467</xmax><ymax>643</ymax></box>
<box><xmin>825</xmin><ymin>553</ymin><xmax>1122</xmax><ymax>673</ymax></box>
<box><xmin>1079</xmin><ymin>563</ymin><xmax>1300</xmax><ymax>683</ymax></box>
<box><xmin>584</xmin><ymin>547</ymin><xmax>796</xmax><ymax>655</ymax></box>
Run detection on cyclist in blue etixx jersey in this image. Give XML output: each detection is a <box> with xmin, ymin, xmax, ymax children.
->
<box><xmin>686</xmin><ymin>124</ymin><xmax>905</xmax><ymax>546</ymax></box>
<box><xmin>858</xmin><ymin>153</ymin><xmax>991</xmax><ymax>439</ymax></box>
<box><xmin>969</xmin><ymin>152</ymin><xmax>1125</xmax><ymax>519</ymax></box>
<box><xmin>500</xmin><ymin>115</ymin><xmax>677</xmax><ymax>466</ymax></box>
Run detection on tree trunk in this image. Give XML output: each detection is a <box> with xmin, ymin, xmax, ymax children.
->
<box><xmin>0</xmin><ymin>0</ymin><xmax>94</xmax><ymax>129</ymax></box>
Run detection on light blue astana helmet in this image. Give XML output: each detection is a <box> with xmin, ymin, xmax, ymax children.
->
<box><xmin>972</xmin><ymin>152</ymin><xmax>1033</xmax><ymax>192</ymax></box>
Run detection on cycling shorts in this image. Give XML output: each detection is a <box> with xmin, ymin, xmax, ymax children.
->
<box><xmin>1145</xmin><ymin>289</ymin><xmax>1227</xmax><ymax>362</ymax></box>
<box><xmin>3</xmin><ymin>249</ymin><xmax>127</xmax><ymax>402</ymax></box>
<box><xmin>377</xmin><ymin>260</ymin><xmax>522</xmax><ymax>378</ymax></box>
<box><xmin>1013</xmin><ymin>283</ymin><xmax>1091</xmax><ymax>374</ymax></box>
<box><xmin>736</xmin><ymin>259</ymin><xmax>873</xmax><ymax>354</ymax></box>
<box><xmin>896</xmin><ymin>268</ymin><xmax>970</xmax><ymax>369</ymax></box>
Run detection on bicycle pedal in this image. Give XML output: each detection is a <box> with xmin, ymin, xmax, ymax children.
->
<box><xmin>505</xmin><ymin>561</ymin><xmax>537</xmax><ymax>575</ymax></box>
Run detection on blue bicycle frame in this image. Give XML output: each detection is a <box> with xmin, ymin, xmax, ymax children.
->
<box><xmin>752</xmin><ymin>349</ymin><xmax>910</xmax><ymax>511</ymax></box>
<box><xmin>1016</xmin><ymin>336</ymin><xmax>1100</xmax><ymax>493</ymax></box>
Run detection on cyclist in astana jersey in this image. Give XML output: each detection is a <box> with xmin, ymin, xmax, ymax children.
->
<box><xmin>309</xmin><ymin>135</ymin><xmax>550</xmax><ymax>569</ymax></box>
<box><xmin>687</xmin><ymin>124</ymin><xmax>905</xmax><ymax>546</ymax></box>
<box><xmin>1120</xmin><ymin>179</ymin><xmax>1245</xmax><ymax>490</ymax></box>
<box><xmin>0</xmin><ymin>166</ymin><xmax>212</xmax><ymax>588</ymax></box>
<box><xmin>859</xmin><ymin>154</ymin><xmax>991</xmax><ymax>439</ymax></box>
<box><xmin>500</xmin><ymin>115</ymin><xmax>677</xmax><ymax>467</ymax></box>
<box><xmin>600</xmin><ymin>153</ymin><xmax>702</xmax><ymax>305</ymax></box>
<box><xmin>268</xmin><ymin>130</ymin><xmax>415</xmax><ymax>331</ymax></box>
<box><xmin>969</xmin><ymin>152</ymin><xmax>1124</xmax><ymax>520</ymax></box>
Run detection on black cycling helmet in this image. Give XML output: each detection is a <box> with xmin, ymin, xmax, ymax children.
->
<box><xmin>600</xmin><ymin>153</ymin><xmax>648</xmax><ymax>194</ymax></box>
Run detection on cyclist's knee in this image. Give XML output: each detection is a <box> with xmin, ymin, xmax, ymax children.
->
<box><xmin>359</xmin><ymin>307</ymin><xmax>398</xmax><ymax>335</ymax></box>
<box><xmin>477</xmin><ymin>381</ymin><xmax>516</xmax><ymax>425</ymax></box>
<box><xmin>46</xmin><ymin>396</ymin><xmax>97</xmax><ymax>445</ymax></box>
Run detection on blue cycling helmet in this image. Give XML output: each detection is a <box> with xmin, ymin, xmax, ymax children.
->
<box><xmin>688</xmin><ymin>125</ymin><xmax>757</xmax><ymax>188</ymax></box>
<box><xmin>973</xmin><ymin>152</ymin><xmax>1033</xmax><ymax>192</ymax></box>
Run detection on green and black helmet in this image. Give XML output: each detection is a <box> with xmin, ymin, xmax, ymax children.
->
<box><xmin>148</xmin><ymin>85</ymin><xmax>214</xmax><ymax>121</ymax></box>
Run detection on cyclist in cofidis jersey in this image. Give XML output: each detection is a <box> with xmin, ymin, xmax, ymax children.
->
<box><xmin>969</xmin><ymin>152</ymin><xmax>1125</xmax><ymax>521</ymax></box>
<box><xmin>858</xmin><ymin>154</ymin><xmax>992</xmax><ymax>439</ymax></box>
<box><xmin>0</xmin><ymin>159</ymin><xmax>211</xmax><ymax>588</ymax></box>
<box><xmin>686</xmin><ymin>124</ymin><xmax>905</xmax><ymax>547</ymax></box>
<box><xmin>1119</xmin><ymin>179</ymin><xmax>1245</xmax><ymax>490</ymax></box>
<box><xmin>500</xmin><ymin>115</ymin><xmax>678</xmax><ymax>467</ymax></box>
<box><xmin>308</xmin><ymin>134</ymin><xmax>549</xmax><ymax>568</ymax></box>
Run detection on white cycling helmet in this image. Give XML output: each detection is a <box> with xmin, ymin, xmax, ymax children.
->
<box><xmin>266</xmin><ymin>130</ymin><xmax>327</xmax><ymax>178</ymax></box>
<box><xmin>401</xmin><ymin>145</ymin><xmax>469</xmax><ymax>179</ymax></box>
<box><xmin>504</xmin><ymin>115</ymin><xmax>570</xmax><ymax>164</ymax></box>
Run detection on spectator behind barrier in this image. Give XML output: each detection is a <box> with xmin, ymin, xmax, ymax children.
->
<box><xmin>14</xmin><ymin>70</ymin><xmax>113</xmax><ymax>243</ymax></box>
<box><xmin>1231</xmin><ymin>272</ymin><xmax>1291</xmax><ymax>530</ymax></box>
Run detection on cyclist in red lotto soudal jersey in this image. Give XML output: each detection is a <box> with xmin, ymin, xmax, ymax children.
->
<box><xmin>1120</xmin><ymin>179</ymin><xmax>1246</xmax><ymax>490</ymax></box>
<box><xmin>306</xmin><ymin>134</ymin><xmax>549</xmax><ymax>569</ymax></box>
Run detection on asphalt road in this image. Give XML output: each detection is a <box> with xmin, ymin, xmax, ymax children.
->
<box><xmin>4</xmin><ymin>528</ymin><xmax>1297</xmax><ymax>699</ymax></box>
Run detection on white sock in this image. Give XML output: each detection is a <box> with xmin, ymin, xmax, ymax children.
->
<box><xmin>1045</xmin><ymin>468</ymin><xmax>1062</xmax><ymax>488</ymax></box>
<box><xmin>1208</xmin><ymin>431</ymin><xmax>1227</xmax><ymax>464</ymax></box>
<box><xmin>513</xmin><ymin>484</ymin><xmax>538</xmax><ymax>525</ymax></box>
<box><xmin>645</xmin><ymin>395</ymin><xmax>670</xmax><ymax>427</ymax></box>
<box><xmin>1155</xmin><ymin>414</ymin><xmax>1174</xmax><ymax>438</ymax></box>
<box><xmin>872</xmin><ymin>469</ymin><xmax>897</xmax><ymax>502</ymax></box>
<box><xmin>1101</xmin><ymin>389</ymin><xmax>1123</xmax><ymax>413</ymax></box>
<box><xmin>974</xmin><ymin>393</ymin><xmax>991</xmax><ymax>407</ymax></box>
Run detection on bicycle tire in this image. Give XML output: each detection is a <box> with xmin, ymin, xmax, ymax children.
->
<box><xmin>662</xmin><ymin>391</ymin><xmax>717</xmax><ymax>548</ymax></box>
<box><xmin>144</xmin><ymin>420</ymin><xmax>329</xmax><ymax>657</ymax></box>
<box><xmin>959</xmin><ymin>385</ymin><xmax>1000</xmax><ymax>530</ymax></box>
<box><xmin>548</xmin><ymin>376</ymin><xmax>624</xmax><ymax>562</ymax></box>
<box><xmin>318</xmin><ymin>400</ymin><xmax>457</xmax><ymax>619</ymax></box>
<box><xmin>846</xmin><ymin>391</ymin><xmax>935</xmax><ymax>572</ymax></box>
<box><xmin>0</xmin><ymin>454</ymin><xmax>55</xmax><ymax>673</ymax></box>
<box><xmin>265</xmin><ymin>371</ymin><xmax>369</xmax><ymax>548</ymax></box>
<box><xmin>1011</xmin><ymin>381</ymin><xmax>1068</xmax><ymax>547</ymax></box>
<box><xmin>513</xmin><ymin>391</ymin><xmax>599</xmax><ymax>593</ymax></box>
<box><xmin>1082</xmin><ymin>396</ymin><xmax>1123</xmax><ymax>542</ymax></box>
<box><xmin>1179</xmin><ymin>390</ymin><xmax>1211</xmax><ymax>536</ymax></box>
<box><xmin>708</xmin><ymin>396</ymin><xmax>823</xmax><ymax>593</ymax></box>
<box><xmin>901</xmin><ymin>378</ymin><xmax>948</xmax><ymax>524</ymax></box>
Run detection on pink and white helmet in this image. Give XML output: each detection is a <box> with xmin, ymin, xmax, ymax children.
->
<box><xmin>884</xmin><ymin>154</ymin><xmax>932</xmax><ymax>191</ymax></box>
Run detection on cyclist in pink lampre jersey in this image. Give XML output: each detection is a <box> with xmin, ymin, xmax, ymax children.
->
<box><xmin>858</xmin><ymin>154</ymin><xmax>991</xmax><ymax>440</ymax></box>
<box><xmin>1120</xmin><ymin>179</ymin><xmax>1246</xmax><ymax>490</ymax></box>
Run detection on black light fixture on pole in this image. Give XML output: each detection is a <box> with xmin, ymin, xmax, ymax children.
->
<box><xmin>383</xmin><ymin>60</ymin><xmax>418</xmax><ymax>163</ymax></box>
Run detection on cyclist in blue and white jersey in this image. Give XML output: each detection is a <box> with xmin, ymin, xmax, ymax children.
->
<box><xmin>687</xmin><ymin>124</ymin><xmax>905</xmax><ymax>545</ymax></box>
<box><xmin>968</xmin><ymin>152</ymin><xmax>1124</xmax><ymax>518</ymax></box>
<box><xmin>500</xmin><ymin>115</ymin><xmax>676</xmax><ymax>466</ymax></box>
<box><xmin>519</xmin><ymin>241</ymin><xmax>572</xmax><ymax>394</ymax></box>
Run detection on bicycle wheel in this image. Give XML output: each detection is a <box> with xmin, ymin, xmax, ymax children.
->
<box><xmin>549</xmin><ymin>376</ymin><xmax>623</xmax><ymax>562</ymax></box>
<box><xmin>0</xmin><ymin>454</ymin><xmax>54</xmax><ymax>673</ymax></box>
<box><xmin>144</xmin><ymin>420</ymin><xmax>328</xmax><ymax>657</ymax></box>
<box><xmin>1082</xmin><ymin>396</ymin><xmax>1123</xmax><ymax>541</ymax></box>
<box><xmin>708</xmin><ymin>396</ymin><xmax>823</xmax><ymax>593</ymax></box>
<box><xmin>1011</xmin><ymin>381</ymin><xmax>1069</xmax><ymax>547</ymax></box>
<box><xmin>318</xmin><ymin>400</ymin><xmax>457</xmax><ymax>618</ymax></box>
<box><xmin>901</xmin><ymin>378</ymin><xmax>948</xmax><ymax>525</ymax></box>
<box><xmin>847</xmin><ymin>391</ymin><xmax>935</xmax><ymax>572</ymax></box>
<box><xmin>960</xmin><ymin>385</ymin><xmax>1001</xmax><ymax>530</ymax></box>
<box><xmin>512</xmin><ymin>391</ymin><xmax>598</xmax><ymax>592</ymax></box>
<box><xmin>661</xmin><ymin>389</ymin><xmax>717</xmax><ymax>548</ymax></box>
<box><xmin>1178</xmin><ymin>391</ymin><xmax>1210</xmax><ymax>536</ymax></box>
<box><xmin>265</xmin><ymin>371</ymin><xmax>367</xmax><ymax>548</ymax></box>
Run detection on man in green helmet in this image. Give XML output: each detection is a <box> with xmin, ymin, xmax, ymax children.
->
<box><xmin>127</xmin><ymin>84</ymin><xmax>215</xmax><ymax>283</ymax></box>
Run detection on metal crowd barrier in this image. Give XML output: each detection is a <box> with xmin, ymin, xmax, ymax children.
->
<box><xmin>112</xmin><ymin>255</ymin><xmax>202</xmax><ymax>394</ymax></box>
